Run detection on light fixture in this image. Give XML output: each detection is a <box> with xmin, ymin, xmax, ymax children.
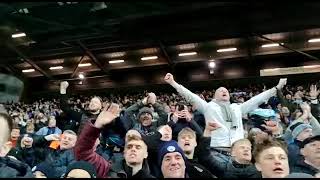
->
<box><xmin>308</xmin><ymin>38</ymin><xmax>320</xmax><ymax>43</ymax></box>
<box><xmin>141</xmin><ymin>56</ymin><xmax>158</xmax><ymax>61</ymax></box>
<box><xmin>261</xmin><ymin>43</ymin><xmax>282</xmax><ymax>48</ymax></box>
<box><xmin>12</xmin><ymin>32</ymin><xmax>26</xmax><ymax>38</ymax></box>
<box><xmin>303</xmin><ymin>65</ymin><xmax>320</xmax><ymax>68</ymax></box>
<box><xmin>217</xmin><ymin>48</ymin><xmax>237</xmax><ymax>52</ymax></box>
<box><xmin>22</xmin><ymin>69</ymin><xmax>35</xmax><ymax>73</ymax></box>
<box><xmin>79</xmin><ymin>73</ymin><xmax>84</xmax><ymax>79</ymax></box>
<box><xmin>263</xmin><ymin>68</ymin><xmax>280</xmax><ymax>72</ymax></box>
<box><xmin>178</xmin><ymin>52</ymin><xmax>197</xmax><ymax>56</ymax></box>
<box><xmin>109</xmin><ymin>60</ymin><xmax>124</xmax><ymax>64</ymax></box>
<box><xmin>78</xmin><ymin>63</ymin><xmax>92</xmax><ymax>67</ymax></box>
<box><xmin>49</xmin><ymin>66</ymin><xmax>63</xmax><ymax>70</ymax></box>
<box><xmin>208</xmin><ymin>61</ymin><xmax>216</xmax><ymax>68</ymax></box>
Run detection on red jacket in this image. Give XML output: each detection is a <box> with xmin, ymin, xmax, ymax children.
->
<box><xmin>74</xmin><ymin>119</ymin><xmax>111</xmax><ymax>178</ymax></box>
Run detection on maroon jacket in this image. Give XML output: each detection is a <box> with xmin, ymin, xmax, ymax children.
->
<box><xmin>74</xmin><ymin>119</ymin><xmax>111</xmax><ymax>178</ymax></box>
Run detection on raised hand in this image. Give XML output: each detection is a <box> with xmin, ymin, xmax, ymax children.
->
<box><xmin>276</xmin><ymin>78</ymin><xmax>287</xmax><ymax>90</ymax></box>
<box><xmin>44</xmin><ymin>134</ymin><xmax>60</xmax><ymax>141</ymax></box>
<box><xmin>94</xmin><ymin>103</ymin><xmax>121</xmax><ymax>128</ymax></box>
<box><xmin>203</xmin><ymin>120</ymin><xmax>221</xmax><ymax>137</ymax></box>
<box><xmin>147</xmin><ymin>93</ymin><xmax>157</xmax><ymax>105</ymax></box>
<box><xmin>164</xmin><ymin>73</ymin><xmax>175</xmax><ymax>85</ymax></box>
<box><xmin>300</xmin><ymin>102</ymin><xmax>311</xmax><ymax>113</ymax></box>
<box><xmin>60</xmin><ymin>81</ymin><xmax>69</xmax><ymax>94</ymax></box>
<box><xmin>309</xmin><ymin>84</ymin><xmax>320</xmax><ymax>99</ymax></box>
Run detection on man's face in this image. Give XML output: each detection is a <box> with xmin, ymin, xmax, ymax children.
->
<box><xmin>276</xmin><ymin>103</ymin><xmax>282</xmax><ymax>110</ymax></box>
<box><xmin>0</xmin><ymin>116</ymin><xmax>10</xmax><ymax>147</ymax></box>
<box><xmin>139</xmin><ymin>112</ymin><xmax>152</xmax><ymax>127</ymax></box>
<box><xmin>88</xmin><ymin>97</ymin><xmax>102</xmax><ymax>112</ymax></box>
<box><xmin>296</xmin><ymin>128</ymin><xmax>313</xmax><ymax>141</ymax></box>
<box><xmin>301</xmin><ymin>141</ymin><xmax>320</xmax><ymax>162</ymax></box>
<box><xmin>178</xmin><ymin>133</ymin><xmax>197</xmax><ymax>155</ymax></box>
<box><xmin>285</xmin><ymin>94</ymin><xmax>292</xmax><ymax>100</ymax></box>
<box><xmin>48</xmin><ymin>118</ymin><xmax>56</xmax><ymax>128</ymax></box>
<box><xmin>170</xmin><ymin>105</ymin><xmax>176</xmax><ymax>113</ymax></box>
<box><xmin>161</xmin><ymin>152</ymin><xmax>186</xmax><ymax>178</ymax></box>
<box><xmin>11</xmin><ymin>129</ymin><xmax>20</xmax><ymax>139</ymax></box>
<box><xmin>255</xmin><ymin>147</ymin><xmax>289</xmax><ymax>178</ymax></box>
<box><xmin>158</xmin><ymin>125</ymin><xmax>172</xmax><ymax>141</ymax></box>
<box><xmin>124</xmin><ymin>140</ymin><xmax>148</xmax><ymax>165</ymax></box>
<box><xmin>214</xmin><ymin>87</ymin><xmax>230</xmax><ymax>102</ymax></box>
<box><xmin>60</xmin><ymin>133</ymin><xmax>77</xmax><ymax>150</ymax></box>
<box><xmin>231</xmin><ymin>140</ymin><xmax>252</xmax><ymax>163</ymax></box>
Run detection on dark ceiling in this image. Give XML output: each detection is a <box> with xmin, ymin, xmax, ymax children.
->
<box><xmin>0</xmin><ymin>2</ymin><xmax>320</xmax><ymax>83</ymax></box>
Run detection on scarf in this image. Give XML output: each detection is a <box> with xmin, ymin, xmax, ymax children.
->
<box><xmin>212</xmin><ymin>100</ymin><xmax>238</xmax><ymax>129</ymax></box>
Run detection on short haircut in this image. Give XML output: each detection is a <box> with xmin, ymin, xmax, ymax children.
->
<box><xmin>231</xmin><ymin>139</ymin><xmax>251</xmax><ymax>152</ymax></box>
<box><xmin>178</xmin><ymin>127</ymin><xmax>196</xmax><ymax>139</ymax></box>
<box><xmin>125</xmin><ymin>134</ymin><xmax>147</xmax><ymax>149</ymax></box>
<box><xmin>253</xmin><ymin>138</ymin><xmax>288</xmax><ymax>163</ymax></box>
<box><xmin>63</xmin><ymin>130</ymin><xmax>77</xmax><ymax>136</ymax></box>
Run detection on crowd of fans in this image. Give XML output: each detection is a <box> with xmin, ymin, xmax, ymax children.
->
<box><xmin>0</xmin><ymin>73</ymin><xmax>320</xmax><ymax>178</ymax></box>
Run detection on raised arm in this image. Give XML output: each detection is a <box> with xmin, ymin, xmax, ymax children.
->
<box><xmin>197</xmin><ymin>120</ymin><xmax>226</xmax><ymax>178</ymax></box>
<box><xmin>164</xmin><ymin>73</ymin><xmax>208</xmax><ymax>113</ymax></box>
<box><xmin>59</xmin><ymin>81</ymin><xmax>83</xmax><ymax>122</ymax></box>
<box><xmin>74</xmin><ymin>103</ymin><xmax>120</xmax><ymax>178</ymax></box>
<box><xmin>241</xmin><ymin>78</ymin><xmax>287</xmax><ymax>114</ymax></box>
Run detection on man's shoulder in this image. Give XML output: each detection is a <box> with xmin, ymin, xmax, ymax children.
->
<box><xmin>0</xmin><ymin>156</ymin><xmax>32</xmax><ymax>178</ymax></box>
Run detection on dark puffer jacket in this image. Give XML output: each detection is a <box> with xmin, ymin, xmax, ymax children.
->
<box><xmin>197</xmin><ymin>137</ymin><xmax>260</xmax><ymax>178</ymax></box>
<box><xmin>0</xmin><ymin>156</ymin><xmax>33</xmax><ymax>178</ymax></box>
<box><xmin>291</xmin><ymin>159</ymin><xmax>320</xmax><ymax>176</ymax></box>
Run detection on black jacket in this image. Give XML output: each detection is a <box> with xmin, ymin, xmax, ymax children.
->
<box><xmin>197</xmin><ymin>136</ymin><xmax>260</xmax><ymax>178</ymax></box>
<box><xmin>0</xmin><ymin>156</ymin><xmax>33</xmax><ymax>178</ymax></box>
<box><xmin>311</xmin><ymin>102</ymin><xmax>320</xmax><ymax>121</ymax></box>
<box><xmin>142</xmin><ymin>131</ymin><xmax>164</xmax><ymax>177</ymax></box>
<box><xmin>60</xmin><ymin>94</ymin><xmax>98</xmax><ymax>134</ymax></box>
<box><xmin>186</xmin><ymin>159</ymin><xmax>217</xmax><ymax>178</ymax></box>
<box><xmin>167</xmin><ymin>114</ymin><xmax>203</xmax><ymax>141</ymax></box>
<box><xmin>291</xmin><ymin>159</ymin><xmax>320</xmax><ymax>176</ymax></box>
<box><xmin>109</xmin><ymin>159</ymin><xmax>155</xmax><ymax>178</ymax></box>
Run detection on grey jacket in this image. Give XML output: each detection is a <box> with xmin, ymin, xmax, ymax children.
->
<box><xmin>125</xmin><ymin>101</ymin><xmax>168</xmax><ymax>135</ymax></box>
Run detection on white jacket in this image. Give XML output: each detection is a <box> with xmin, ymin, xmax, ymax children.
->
<box><xmin>171</xmin><ymin>82</ymin><xmax>277</xmax><ymax>147</ymax></box>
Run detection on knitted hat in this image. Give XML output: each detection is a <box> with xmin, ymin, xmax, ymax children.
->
<box><xmin>300</xmin><ymin>135</ymin><xmax>320</xmax><ymax>148</ymax></box>
<box><xmin>290</xmin><ymin>122</ymin><xmax>312</xmax><ymax>139</ymax></box>
<box><xmin>158</xmin><ymin>140</ymin><xmax>186</xmax><ymax>166</ymax></box>
<box><xmin>249</xmin><ymin>108</ymin><xmax>276</xmax><ymax>119</ymax></box>
<box><xmin>137</xmin><ymin>107</ymin><xmax>153</xmax><ymax>120</ymax></box>
<box><xmin>32</xmin><ymin>162</ymin><xmax>56</xmax><ymax>178</ymax></box>
<box><xmin>65</xmin><ymin>161</ymin><xmax>97</xmax><ymax>178</ymax></box>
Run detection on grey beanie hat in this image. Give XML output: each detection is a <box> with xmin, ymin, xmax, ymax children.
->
<box><xmin>137</xmin><ymin>107</ymin><xmax>153</xmax><ymax>120</ymax></box>
<box><xmin>291</xmin><ymin>122</ymin><xmax>312</xmax><ymax>139</ymax></box>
